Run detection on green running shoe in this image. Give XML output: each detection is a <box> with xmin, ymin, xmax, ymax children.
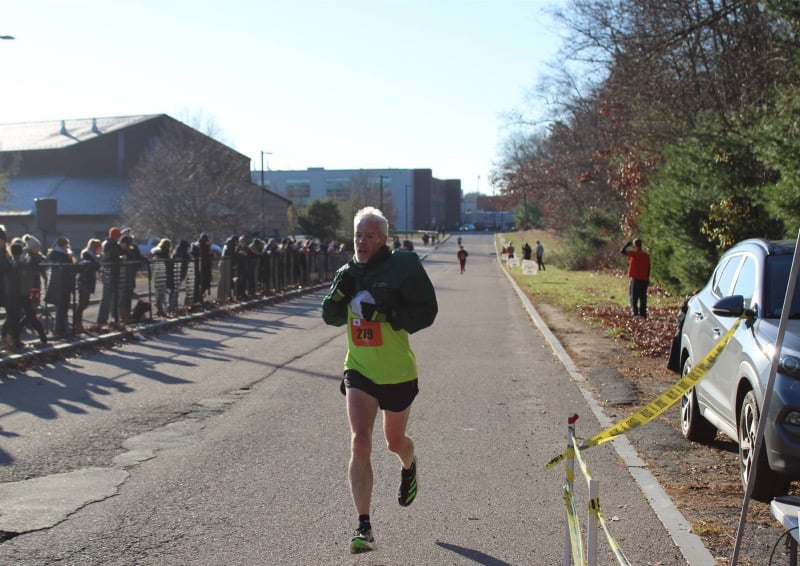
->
<box><xmin>349</xmin><ymin>525</ymin><xmax>375</xmax><ymax>554</ymax></box>
<box><xmin>397</xmin><ymin>456</ymin><xmax>417</xmax><ymax>507</ymax></box>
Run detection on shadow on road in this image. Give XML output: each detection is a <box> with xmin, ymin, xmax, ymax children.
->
<box><xmin>435</xmin><ymin>541</ymin><xmax>513</xmax><ymax>566</ymax></box>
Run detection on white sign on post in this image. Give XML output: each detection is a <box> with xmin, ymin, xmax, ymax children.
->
<box><xmin>522</xmin><ymin>259</ymin><xmax>538</xmax><ymax>275</ymax></box>
<box><xmin>508</xmin><ymin>258</ymin><xmax>520</xmax><ymax>269</ymax></box>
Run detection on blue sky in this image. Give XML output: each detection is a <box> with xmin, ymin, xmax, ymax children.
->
<box><xmin>1</xmin><ymin>0</ymin><xmax>564</xmax><ymax>194</ymax></box>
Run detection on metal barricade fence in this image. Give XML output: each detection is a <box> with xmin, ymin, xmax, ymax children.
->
<box><xmin>15</xmin><ymin>249</ymin><xmax>348</xmax><ymax>341</ymax></box>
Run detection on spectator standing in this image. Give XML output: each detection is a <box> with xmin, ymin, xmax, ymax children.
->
<box><xmin>248</xmin><ymin>238</ymin><xmax>265</xmax><ymax>296</ymax></box>
<box><xmin>151</xmin><ymin>238</ymin><xmax>174</xmax><ymax>316</ymax></box>
<box><xmin>536</xmin><ymin>240</ymin><xmax>546</xmax><ymax>271</ymax></box>
<box><xmin>621</xmin><ymin>238</ymin><xmax>651</xmax><ymax>318</ymax></box>
<box><xmin>18</xmin><ymin>237</ymin><xmax>48</xmax><ymax>344</ymax></box>
<box><xmin>118</xmin><ymin>235</ymin><xmax>143</xmax><ymax>323</ymax></box>
<box><xmin>21</xmin><ymin>235</ymin><xmax>46</xmax><ymax>335</ymax></box>
<box><xmin>522</xmin><ymin>242</ymin><xmax>532</xmax><ymax>261</ymax></box>
<box><xmin>457</xmin><ymin>245</ymin><xmax>469</xmax><ymax>274</ymax></box>
<box><xmin>75</xmin><ymin>239</ymin><xmax>102</xmax><ymax>331</ymax></box>
<box><xmin>97</xmin><ymin>227</ymin><xmax>122</xmax><ymax>328</ymax></box>
<box><xmin>0</xmin><ymin>227</ymin><xmax>8</xmax><ymax>328</ymax></box>
<box><xmin>506</xmin><ymin>242</ymin><xmax>515</xmax><ymax>260</ymax></box>
<box><xmin>2</xmin><ymin>239</ymin><xmax>25</xmax><ymax>348</ymax></box>
<box><xmin>218</xmin><ymin>235</ymin><xmax>237</xmax><ymax>301</ymax></box>
<box><xmin>172</xmin><ymin>239</ymin><xmax>191</xmax><ymax>308</ymax></box>
<box><xmin>195</xmin><ymin>233</ymin><xmax>214</xmax><ymax>299</ymax></box>
<box><xmin>322</xmin><ymin>206</ymin><xmax>438</xmax><ymax>554</ymax></box>
<box><xmin>45</xmin><ymin>236</ymin><xmax>75</xmax><ymax>337</ymax></box>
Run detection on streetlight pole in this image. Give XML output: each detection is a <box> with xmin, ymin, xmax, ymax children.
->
<box><xmin>405</xmin><ymin>184</ymin><xmax>408</xmax><ymax>235</ymax></box>
<box><xmin>260</xmin><ymin>150</ymin><xmax>272</xmax><ymax>236</ymax></box>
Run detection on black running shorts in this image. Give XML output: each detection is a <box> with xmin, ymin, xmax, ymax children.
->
<box><xmin>340</xmin><ymin>369</ymin><xmax>419</xmax><ymax>412</ymax></box>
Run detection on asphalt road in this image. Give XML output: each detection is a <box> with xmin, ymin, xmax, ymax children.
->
<box><xmin>0</xmin><ymin>233</ymin><xmax>708</xmax><ymax>565</ymax></box>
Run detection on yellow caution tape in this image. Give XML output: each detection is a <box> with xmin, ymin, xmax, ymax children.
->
<box><xmin>595</xmin><ymin>505</ymin><xmax>633</xmax><ymax>566</ymax></box>
<box><xmin>573</xmin><ymin>437</ymin><xmax>632</xmax><ymax>565</ymax></box>
<box><xmin>563</xmin><ymin>482</ymin><xmax>585</xmax><ymax>566</ymax></box>
<box><xmin>545</xmin><ymin>314</ymin><xmax>746</xmax><ymax>470</ymax></box>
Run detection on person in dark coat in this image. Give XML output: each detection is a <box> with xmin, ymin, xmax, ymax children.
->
<box><xmin>45</xmin><ymin>236</ymin><xmax>75</xmax><ymax>337</ymax></box>
<box><xmin>195</xmin><ymin>233</ymin><xmax>214</xmax><ymax>299</ymax></box>
<box><xmin>75</xmin><ymin>238</ymin><xmax>102</xmax><ymax>331</ymax></box>
<box><xmin>2</xmin><ymin>239</ymin><xmax>24</xmax><ymax>349</ymax></box>
<box><xmin>118</xmin><ymin>235</ymin><xmax>142</xmax><ymax>323</ymax></box>
<box><xmin>522</xmin><ymin>242</ymin><xmax>532</xmax><ymax>261</ymax></box>
<box><xmin>234</xmin><ymin>235</ymin><xmax>253</xmax><ymax>300</ymax></box>
<box><xmin>17</xmin><ymin>239</ymin><xmax>48</xmax><ymax>345</ymax></box>
<box><xmin>97</xmin><ymin>227</ymin><xmax>122</xmax><ymax>327</ymax></box>
<box><xmin>0</xmin><ymin>226</ymin><xmax>9</xmax><ymax>329</ymax></box>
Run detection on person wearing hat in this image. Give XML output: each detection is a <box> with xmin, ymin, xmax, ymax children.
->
<box><xmin>20</xmin><ymin>235</ymin><xmax>48</xmax><ymax>344</ymax></box>
<box><xmin>97</xmin><ymin>227</ymin><xmax>122</xmax><ymax>328</ymax></box>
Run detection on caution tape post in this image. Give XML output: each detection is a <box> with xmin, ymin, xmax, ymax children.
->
<box><xmin>563</xmin><ymin>413</ymin><xmax>579</xmax><ymax>566</ymax></box>
<box><xmin>562</xmin><ymin>414</ymin><xmax>633</xmax><ymax>566</ymax></box>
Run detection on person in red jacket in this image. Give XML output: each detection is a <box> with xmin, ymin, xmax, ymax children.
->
<box><xmin>621</xmin><ymin>238</ymin><xmax>651</xmax><ymax>318</ymax></box>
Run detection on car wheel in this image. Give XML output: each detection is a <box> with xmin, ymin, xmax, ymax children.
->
<box><xmin>679</xmin><ymin>359</ymin><xmax>717</xmax><ymax>442</ymax></box>
<box><xmin>738</xmin><ymin>390</ymin><xmax>790</xmax><ymax>502</ymax></box>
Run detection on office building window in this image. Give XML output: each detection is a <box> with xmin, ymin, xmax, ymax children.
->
<box><xmin>286</xmin><ymin>179</ymin><xmax>311</xmax><ymax>205</ymax></box>
<box><xmin>326</xmin><ymin>178</ymin><xmax>351</xmax><ymax>200</ymax></box>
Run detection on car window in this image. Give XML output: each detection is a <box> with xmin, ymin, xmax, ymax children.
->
<box><xmin>731</xmin><ymin>256</ymin><xmax>756</xmax><ymax>309</ymax></box>
<box><xmin>712</xmin><ymin>255</ymin><xmax>743</xmax><ymax>297</ymax></box>
<box><xmin>765</xmin><ymin>255</ymin><xmax>800</xmax><ymax>317</ymax></box>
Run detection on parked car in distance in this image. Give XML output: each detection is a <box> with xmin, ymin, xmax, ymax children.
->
<box><xmin>677</xmin><ymin>238</ymin><xmax>800</xmax><ymax>501</ymax></box>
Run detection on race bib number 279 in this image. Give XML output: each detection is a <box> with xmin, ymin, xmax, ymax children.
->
<box><xmin>350</xmin><ymin>318</ymin><xmax>383</xmax><ymax>347</ymax></box>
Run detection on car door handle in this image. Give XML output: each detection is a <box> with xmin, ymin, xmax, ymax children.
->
<box><xmin>713</xmin><ymin>328</ymin><xmax>721</xmax><ymax>339</ymax></box>
<box><xmin>694</xmin><ymin>312</ymin><xmax>704</xmax><ymax>321</ymax></box>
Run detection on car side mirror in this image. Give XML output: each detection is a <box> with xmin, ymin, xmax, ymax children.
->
<box><xmin>712</xmin><ymin>295</ymin><xmax>757</xmax><ymax>319</ymax></box>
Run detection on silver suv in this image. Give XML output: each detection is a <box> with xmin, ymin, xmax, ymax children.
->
<box><xmin>678</xmin><ymin>238</ymin><xmax>800</xmax><ymax>501</ymax></box>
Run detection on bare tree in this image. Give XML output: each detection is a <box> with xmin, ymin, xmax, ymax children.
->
<box><xmin>124</xmin><ymin>120</ymin><xmax>259</xmax><ymax>242</ymax></box>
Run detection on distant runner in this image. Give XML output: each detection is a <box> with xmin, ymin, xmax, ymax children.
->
<box><xmin>457</xmin><ymin>245</ymin><xmax>468</xmax><ymax>274</ymax></box>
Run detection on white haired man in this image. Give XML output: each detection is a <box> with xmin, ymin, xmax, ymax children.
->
<box><xmin>322</xmin><ymin>206</ymin><xmax>438</xmax><ymax>554</ymax></box>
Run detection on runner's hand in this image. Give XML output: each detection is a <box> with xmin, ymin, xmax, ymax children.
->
<box><xmin>331</xmin><ymin>273</ymin><xmax>355</xmax><ymax>303</ymax></box>
<box><xmin>361</xmin><ymin>302</ymin><xmax>390</xmax><ymax>323</ymax></box>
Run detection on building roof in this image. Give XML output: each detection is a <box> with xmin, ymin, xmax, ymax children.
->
<box><xmin>3</xmin><ymin>177</ymin><xmax>126</xmax><ymax>215</ymax></box>
<box><xmin>0</xmin><ymin>114</ymin><xmax>163</xmax><ymax>152</ymax></box>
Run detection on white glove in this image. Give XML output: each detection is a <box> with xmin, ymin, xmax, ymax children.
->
<box><xmin>350</xmin><ymin>290</ymin><xmax>375</xmax><ymax>318</ymax></box>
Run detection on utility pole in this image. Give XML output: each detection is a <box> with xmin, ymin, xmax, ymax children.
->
<box><xmin>405</xmin><ymin>184</ymin><xmax>409</xmax><ymax>234</ymax></box>
<box><xmin>260</xmin><ymin>150</ymin><xmax>272</xmax><ymax>236</ymax></box>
